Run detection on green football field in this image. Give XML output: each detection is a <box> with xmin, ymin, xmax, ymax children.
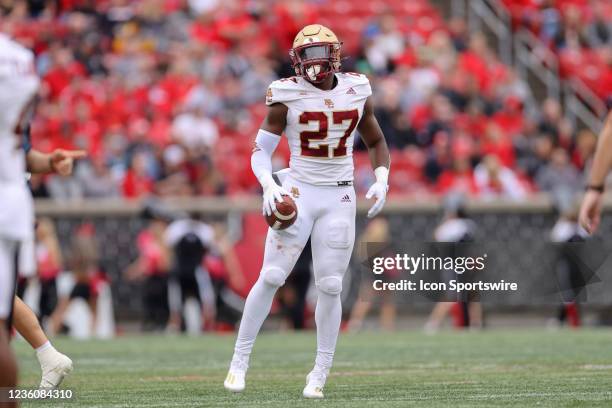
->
<box><xmin>13</xmin><ymin>329</ymin><xmax>612</xmax><ymax>407</ymax></box>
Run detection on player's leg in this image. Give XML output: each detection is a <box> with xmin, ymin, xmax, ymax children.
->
<box><xmin>225</xmin><ymin>203</ymin><xmax>314</xmax><ymax>392</ymax></box>
<box><xmin>12</xmin><ymin>297</ymin><xmax>73</xmax><ymax>388</ymax></box>
<box><xmin>0</xmin><ymin>238</ymin><xmax>19</xmax><ymax>404</ymax></box>
<box><xmin>0</xmin><ymin>323</ymin><xmax>17</xmax><ymax>408</ymax></box>
<box><xmin>304</xmin><ymin>188</ymin><xmax>355</xmax><ymax>398</ymax></box>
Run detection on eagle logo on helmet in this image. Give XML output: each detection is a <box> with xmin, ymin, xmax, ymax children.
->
<box><xmin>289</xmin><ymin>24</ymin><xmax>342</xmax><ymax>84</ymax></box>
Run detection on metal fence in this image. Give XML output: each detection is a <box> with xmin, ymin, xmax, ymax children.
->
<box><xmin>34</xmin><ymin>195</ymin><xmax>612</xmax><ymax>317</ymax></box>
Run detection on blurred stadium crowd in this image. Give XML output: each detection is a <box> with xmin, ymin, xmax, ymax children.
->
<box><xmin>1</xmin><ymin>0</ymin><xmax>609</xmax><ymax>201</ymax></box>
<box><xmin>503</xmin><ymin>0</ymin><xmax>612</xmax><ymax>99</ymax></box>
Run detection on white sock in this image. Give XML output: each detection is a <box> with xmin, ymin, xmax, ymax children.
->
<box><xmin>231</xmin><ymin>278</ymin><xmax>278</xmax><ymax>370</ymax></box>
<box><xmin>313</xmin><ymin>290</ymin><xmax>342</xmax><ymax>376</ymax></box>
<box><xmin>35</xmin><ymin>341</ymin><xmax>53</xmax><ymax>354</ymax></box>
<box><xmin>36</xmin><ymin>341</ymin><xmax>57</xmax><ymax>366</ymax></box>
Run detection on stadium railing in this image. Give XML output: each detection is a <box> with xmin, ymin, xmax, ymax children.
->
<box><xmin>453</xmin><ymin>0</ymin><xmax>606</xmax><ymax>134</ymax></box>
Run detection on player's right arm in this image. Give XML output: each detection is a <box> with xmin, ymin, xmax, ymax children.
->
<box><xmin>17</xmin><ymin>95</ymin><xmax>87</xmax><ymax>176</ymax></box>
<box><xmin>579</xmin><ymin>112</ymin><xmax>612</xmax><ymax>233</ymax></box>
<box><xmin>251</xmin><ymin>102</ymin><xmax>289</xmax><ymax>216</ymax></box>
<box><xmin>26</xmin><ymin>148</ymin><xmax>87</xmax><ymax>176</ymax></box>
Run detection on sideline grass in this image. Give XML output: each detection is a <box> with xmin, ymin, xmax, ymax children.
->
<box><xmin>13</xmin><ymin>329</ymin><xmax>612</xmax><ymax>407</ymax></box>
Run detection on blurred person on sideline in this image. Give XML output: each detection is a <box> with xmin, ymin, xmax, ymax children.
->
<box><xmin>205</xmin><ymin>223</ymin><xmax>246</xmax><ymax>331</ymax></box>
<box><xmin>49</xmin><ymin>224</ymin><xmax>107</xmax><ymax>336</ymax></box>
<box><xmin>348</xmin><ymin>218</ymin><xmax>397</xmax><ymax>332</ymax></box>
<box><xmin>424</xmin><ymin>194</ymin><xmax>481</xmax><ymax>333</ymax></box>
<box><xmin>166</xmin><ymin>215</ymin><xmax>247</xmax><ymax>333</ymax></box>
<box><xmin>35</xmin><ymin>218</ymin><xmax>63</xmax><ymax>322</ymax></box>
<box><xmin>550</xmin><ymin>188</ymin><xmax>588</xmax><ymax>328</ymax></box>
<box><xmin>125</xmin><ymin>206</ymin><xmax>171</xmax><ymax>332</ymax></box>
<box><xmin>165</xmin><ymin>212</ymin><xmax>216</xmax><ymax>334</ymax></box>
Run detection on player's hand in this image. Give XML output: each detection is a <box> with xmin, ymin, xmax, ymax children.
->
<box><xmin>50</xmin><ymin>149</ymin><xmax>87</xmax><ymax>176</ymax></box>
<box><xmin>579</xmin><ymin>189</ymin><xmax>603</xmax><ymax>234</ymax></box>
<box><xmin>262</xmin><ymin>182</ymin><xmax>289</xmax><ymax>216</ymax></box>
<box><xmin>365</xmin><ymin>181</ymin><xmax>388</xmax><ymax>218</ymax></box>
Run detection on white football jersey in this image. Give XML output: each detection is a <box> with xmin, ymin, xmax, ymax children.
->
<box><xmin>266</xmin><ymin>72</ymin><xmax>371</xmax><ymax>186</ymax></box>
<box><xmin>0</xmin><ymin>34</ymin><xmax>39</xmax><ymax>241</ymax></box>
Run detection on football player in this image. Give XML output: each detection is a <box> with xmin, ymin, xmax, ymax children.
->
<box><xmin>224</xmin><ymin>24</ymin><xmax>390</xmax><ymax>398</ymax></box>
<box><xmin>0</xmin><ymin>31</ymin><xmax>82</xmax><ymax>393</ymax></box>
<box><xmin>0</xmin><ymin>31</ymin><xmax>40</xmax><ymax>397</ymax></box>
<box><xmin>579</xmin><ymin>111</ymin><xmax>612</xmax><ymax>233</ymax></box>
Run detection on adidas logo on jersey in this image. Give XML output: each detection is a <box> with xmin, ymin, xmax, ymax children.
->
<box><xmin>346</xmin><ymin>87</ymin><xmax>356</xmax><ymax>95</ymax></box>
<box><xmin>341</xmin><ymin>194</ymin><xmax>351</xmax><ymax>203</ymax></box>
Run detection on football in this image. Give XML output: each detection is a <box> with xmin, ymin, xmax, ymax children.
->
<box><xmin>265</xmin><ymin>194</ymin><xmax>298</xmax><ymax>230</ymax></box>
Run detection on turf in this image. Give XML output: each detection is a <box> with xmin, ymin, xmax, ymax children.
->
<box><xmin>13</xmin><ymin>329</ymin><xmax>612</xmax><ymax>407</ymax></box>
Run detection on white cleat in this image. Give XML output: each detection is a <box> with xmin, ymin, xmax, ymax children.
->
<box><xmin>224</xmin><ymin>369</ymin><xmax>246</xmax><ymax>393</ymax></box>
<box><xmin>303</xmin><ymin>372</ymin><xmax>326</xmax><ymax>399</ymax></box>
<box><xmin>39</xmin><ymin>351</ymin><xmax>73</xmax><ymax>389</ymax></box>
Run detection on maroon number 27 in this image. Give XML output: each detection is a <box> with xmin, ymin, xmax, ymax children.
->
<box><xmin>299</xmin><ymin>110</ymin><xmax>359</xmax><ymax>158</ymax></box>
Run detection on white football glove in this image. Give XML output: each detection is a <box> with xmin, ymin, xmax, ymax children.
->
<box><xmin>365</xmin><ymin>166</ymin><xmax>389</xmax><ymax>218</ymax></box>
<box><xmin>262</xmin><ymin>181</ymin><xmax>289</xmax><ymax>216</ymax></box>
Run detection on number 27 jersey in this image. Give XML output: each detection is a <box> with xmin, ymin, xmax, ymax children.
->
<box><xmin>266</xmin><ymin>72</ymin><xmax>371</xmax><ymax>186</ymax></box>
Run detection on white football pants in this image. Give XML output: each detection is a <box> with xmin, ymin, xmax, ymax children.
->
<box><xmin>0</xmin><ymin>238</ymin><xmax>18</xmax><ymax>320</ymax></box>
<box><xmin>231</xmin><ymin>174</ymin><xmax>356</xmax><ymax>375</ymax></box>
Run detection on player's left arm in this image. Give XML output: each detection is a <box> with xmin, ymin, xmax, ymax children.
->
<box><xmin>358</xmin><ymin>96</ymin><xmax>391</xmax><ymax>218</ymax></box>
<box><xmin>579</xmin><ymin>112</ymin><xmax>612</xmax><ymax>233</ymax></box>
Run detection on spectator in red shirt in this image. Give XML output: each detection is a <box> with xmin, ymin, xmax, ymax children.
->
<box><xmin>273</xmin><ymin>0</ymin><xmax>319</xmax><ymax>51</ymax></box>
<box><xmin>481</xmin><ymin>122</ymin><xmax>516</xmax><ymax>168</ymax></box>
<box><xmin>436</xmin><ymin>156</ymin><xmax>479</xmax><ymax>196</ymax></box>
<box><xmin>122</xmin><ymin>150</ymin><xmax>154</xmax><ymax>199</ymax></box>
<box><xmin>43</xmin><ymin>46</ymin><xmax>86</xmax><ymax>100</ymax></box>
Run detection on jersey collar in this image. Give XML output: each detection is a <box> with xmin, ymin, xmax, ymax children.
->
<box><xmin>300</xmin><ymin>73</ymin><xmax>341</xmax><ymax>93</ymax></box>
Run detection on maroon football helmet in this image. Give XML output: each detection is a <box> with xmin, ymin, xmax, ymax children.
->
<box><xmin>289</xmin><ymin>25</ymin><xmax>342</xmax><ymax>84</ymax></box>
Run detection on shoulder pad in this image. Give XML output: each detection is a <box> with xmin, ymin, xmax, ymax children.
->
<box><xmin>266</xmin><ymin>77</ymin><xmax>305</xmax><ymax>106</ymax></box>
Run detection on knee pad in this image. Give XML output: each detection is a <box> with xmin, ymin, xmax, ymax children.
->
<box><xmin>326</xmin><ymin>220</ymin><xmax>351</xmax><ymax>249</ymax></box>
<box><xmin>261</xmin><ymin>267</ymin><xmax>287</xmax><ymax>287</ymax></box>
<box><xmin>317</xmin><ymin>276</ymin><xmax>342</xmax><ymax>295</ymax></box>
